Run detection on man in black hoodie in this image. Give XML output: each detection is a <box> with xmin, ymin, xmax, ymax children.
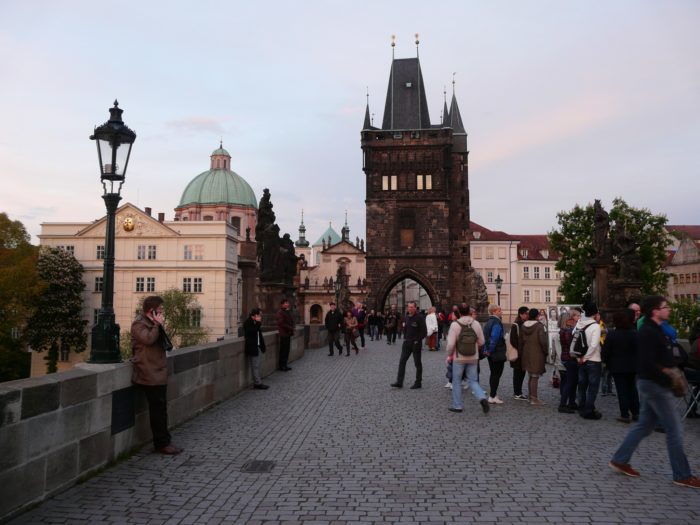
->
<box><xmin>324</xmin><ymin>302</ymin><xmax>345</xmax><ymax>356</ymax></box>
<box><xmin>609</xmin><ymin>296</ymin><xmax>700</xmax><ymax>488</ymax></box>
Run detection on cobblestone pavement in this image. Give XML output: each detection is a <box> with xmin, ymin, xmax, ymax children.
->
<box><xmin>12</xmin><ymin>337</ymin><xmax>700</xmax><ymax>524</ymax></box>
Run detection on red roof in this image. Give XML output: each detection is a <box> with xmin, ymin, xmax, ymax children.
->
<box><xmin>469</xmin><ymin>221</ymin><xmax>514</xmax><ymax>241</ymax></box>
<box><xmin>514</xmin><ymin>234</ymin><xmax>559</xmax><ymax>261</ymax></box>
<box><xmin>667</xmin><ymin>225</ymin><xmax>700</xmax><ymax>241</ymax></box>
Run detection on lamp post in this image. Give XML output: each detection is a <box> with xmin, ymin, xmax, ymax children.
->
<box><xmin>89</xmin><ymin>100</ymin><xmax>136</xmax><ymax>363</ymax></box>
<box><xmin>334</xmin><ymin>277</ymin><xmax>342</xmax><ymax>309</ymax></box>
<box><xmin>495</xmin><ymin>274</ymin><xmax>503</xmax><ymax>306</ymax></box>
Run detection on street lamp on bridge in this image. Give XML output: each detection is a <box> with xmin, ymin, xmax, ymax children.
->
<box><xmin>89</xmin><ymin>100</ymin><xmax>136</xmax><ymax>363</ymax></box>
<box><xmin>495</xmin><ymin>274</ymin><xmax>503</xmax><ymax>306</ymax></box>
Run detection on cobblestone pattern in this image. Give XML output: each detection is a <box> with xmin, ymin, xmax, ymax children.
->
<box><xmin>11</xmin><ymin>338</ymin><xmax>700</xmax><ymax>524</ymax></box>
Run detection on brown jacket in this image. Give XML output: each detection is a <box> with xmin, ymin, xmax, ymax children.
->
<box><xmin>131</xmin><ymin>315</ymin><xmax>168</xmax><ymax>386</ymax></box>
<box><xmin>519</xmin><ymin>320</ymin><xmax>548</xmax><ymax>375</ymax></box>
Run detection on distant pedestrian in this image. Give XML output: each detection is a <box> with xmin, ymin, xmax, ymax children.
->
<box><xmin>602</xmin><ymin>309</ymin><xmax>639</xmax><ymax>423</ymax></box>
<box><xmin>244</xmin><ymin>308</ymin><xmax>269</xmax><ymax>390</ymax></box>
<box><xmin>385</xmin><ymin>308</ymin><xmax>398</xmax><ymax>345</ymax></box>
<box><xmin>426</xmin><ymin>306</ymin><xmax>438</xmax><ymax>351</ymax></box>
<box><xmin>510</xmin><ymin>306</ymin><xmax>530</xmax><ymax>400</ymax></box>
<box><xmin>131</xmin><ymin>296</ymin><xmax>182</xmax><ymax>455</ymax></box>
<box><xmin>344</xmin><ymin>310</ymin><xmax>359</xmax><ymax>355</ymax></box>
<box><xmin>609</xmin><ymin>296</ymin><xmax>700</xmax><ymax>488</ymax></box>
<box><xmin>353</xmin><ymin>302</ymin><xmax>367</xmax><ymax>348</ymax></box>
<box><xmin>558</xmin><ymin>308</ymin><xmax>580</xmax><ymax>413</ymax></box>
<box><xmin>367</xmin><ymin>309</ymin><xmax>378</xmax><ymax>341</ymax></box>
<box><xmin>520</xmin><ymin>308</ymin><xmax>548</xmax><ymax>406</ymax></box>
<box><xmin>483</xmin><ymin>304</ymin><xmax>507</xmax><ymax>404</ymax></box>
<box><xmin>324</xmin><ymin>302</ymin><xmax>344</xmax><ymax>356</ymax></box>
<box><xmin>575</xmin><ymin>302</ymin><xmax>603</xmax><ymax>419</ymax></box>
<box><xmin>391</xmin><ymin>301</ymin><xmax>426</xmax><ymax>389</ymax></box>
<box><xmin>276</xmin><ymin>299</ymin><xmax>294</xmax><ymax>371</ymax></box>
<box><xmin>446</xmin><ymin>303</ymin><xmax>489</xmax><ymax>414</ymax></box>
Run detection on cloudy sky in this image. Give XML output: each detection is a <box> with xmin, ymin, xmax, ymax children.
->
<box><xmin>1</xmin><ymin>0</ymin><xmax>698</xmax><ymax>245</ymax></box>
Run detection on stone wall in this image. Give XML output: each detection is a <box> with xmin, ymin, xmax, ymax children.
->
<box><xmin>0</xmin><ymin>329</ymin><xmax>308</xmax><ymax>521</ymax></box>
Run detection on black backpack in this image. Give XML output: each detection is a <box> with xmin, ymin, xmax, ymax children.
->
<box><xmin>456</xmin><ymin>321</ymin><xmax>478</xmax><ymax>357</ymax></box>
<box><xmin>570</xmin><ymin>322</ymin><xmax>596</xmax><ymax>358</ymax></box>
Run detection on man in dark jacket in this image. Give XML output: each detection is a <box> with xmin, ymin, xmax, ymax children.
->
<box><xmin>244</xmin><ymin>308</ymin><xmax>268</xmax><ymax>389</ymax></box>
<box><xmin>324</xmin><ymin>302</ymin><xmax>344</xmax><ymax>356</ymax></box>
<box><xmin>609</xmin><ymin>296</ymin><xmax>700</xmax><ymax>488</ymax></box>
<box><xmin>509</xmin><ymin>306</ymin><xmax>529</xmax><ymax>400</ymax></box>
<box><xmin>483</xmin><ymin>304</ymin><xmax>507</xmax><ymax>404</ymax></box>
<box><xmin>276</xmin><ymin>299</ymin><xmax>295</xmax><ymax>371</ymax></box>
<box><xmin>131</xmin><ymin>296</ymin><xmax>182</xmax><ymax>455</ymax></box>
<box><xmin>391</xmin><ymin>301</ymin><xmax>427</xmax><ymax>389</ymax></box>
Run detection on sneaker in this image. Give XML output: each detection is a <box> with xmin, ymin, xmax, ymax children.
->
<box><xmin>673</xmin><ymin>476</ymin><xmax>700</xmax><ymax>488</ymax></box>
<box><xmin>480</xmin><ymin>398</ymin><xmax>490</xmax><ymax>414</ymax></box>
<box><xmin>558</xmin><ymin>406</ymin><xmax>576</xmax><ymax>414</ymax></box>
<box><xmin>582</xmin><ymin>411</ymin><xmax>603</xmax><ymax>420</ymax></box>
<box><xmin>488</xmin><ymin>396</ymin><xmax>505</xmax><ymax>405</ymax></box>
<box><xmin>609</xmin><ymin>461</ymin><xmax>640</xmax><ymax>478</ymax></box>
<box><xmin>513</xmin><ymin>394</ymin><xmax>529</xmax><ymax>401</ymax></box>
<box><xmin>444</xmin><ymin>382</ymin><xmax>452</xmax><ymax>389</ymax></box>
<box><xmin>448</xmin><ymin>407</ymin><xmax>463</xmax><ymax>413</ymax></box>
<box><xmin>390</xmin><ymin>382</ymin><xmax>402</xmax><ymax>388</ymax></box>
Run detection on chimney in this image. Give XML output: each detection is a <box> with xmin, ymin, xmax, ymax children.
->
<box><xmin>158</xmin><ymin>212</ymin><xmax>165</xmax><ymax>222</ymax></box>
<box><xmin>145</xmin><ymin>207</ymin><xmax>151</xmax><ymax>216</ymax></box>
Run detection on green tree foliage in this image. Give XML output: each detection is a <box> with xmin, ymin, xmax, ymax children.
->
<box><xmin>0</xmin><ymin>213</ymin><xmax>41</xmax><ymax>381</ymax></box>
<box><xmin>669</xmin><ymin>300</ymin><xmax>700</xmax><ymax>340</ymax></box>
<box><xmin>25</xmin><ymin>247</ymin><xmax>87</xmax><ymax>373</ymax></box>
<box><xmin>548</xmin><ymin>198</ymin><xmax>668</xmax><ymax>303</ymax></box>
<box><xmin>133</xmin><ymin>288</ymin><xmax>208</xmax><ymax>349</ymax></box>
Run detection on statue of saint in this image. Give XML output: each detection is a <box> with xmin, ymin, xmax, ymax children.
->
<box><xmin>593</xmin><ymin>199</ymin><xmax>610</xmax><ymax>259</ymax></box>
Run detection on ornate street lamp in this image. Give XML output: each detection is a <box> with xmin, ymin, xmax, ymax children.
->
<box><xmin>89</xmin><ymin>100</ymin><xmax>136</xmax><ymax>363</ymax></box>
<box><xmin>334</xmin><ymin>277</ymin><xmax>342</xmax><ymax>308</ymax></box>
<box><xmin>495</xmin><ymin>274</ymin><xmax>503</xmax><ymax>306</ymax></box>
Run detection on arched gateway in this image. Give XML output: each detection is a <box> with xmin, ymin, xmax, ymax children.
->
<box><xmin>361</xmin><ymin>45</ymin><xmax>485</xmax><ymax>312</ymax></box>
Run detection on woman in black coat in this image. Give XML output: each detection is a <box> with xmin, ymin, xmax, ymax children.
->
<box><xmin>244</xmin><ymin>308</ymin><xmax>268</xmax><ymax>389</ymax></box>
<box><xmin>602</xmin><ymin>309</ymin><xmax>638</xmax><ymax>422</ymax></box>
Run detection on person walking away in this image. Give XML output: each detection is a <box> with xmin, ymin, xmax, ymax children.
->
<box><xmin>609</xmin><ymin>296</ymin><xmax>700</xmax><ymax>488</ymax></box>
<box><xmin>510</xmin><ymin>306</ymin><xmax>530</xmax><ymax>400</ymax></box>
<box><xmin>353</xmin><ymin>302</ymin><xmax>367</xmax><ymax>348</ymax></box>
<box><xmin>367</xmin><ymin>309</ymin><xmax>378</xmax><ymax>341</ymax></box>
<box><xmin>276</xmin><ymin>299</ymin><xmax>294</xmax><ymax>371</ymax></box>
<box><xmin>483</xmin><ymin>304</ymin><xmax>507</xmax><ymax>404</ymax></box>
<box><xmin>575</xmin><ymin>302</ymin><xmax>603</xmax><ymax>419</ymax></box>
<box><xmin>558</xmin><ymin>308</ymin><xmax>580</xmax><ymax>413</ymax></box>
<box><xmin>385</xmin><ymin>309</ymin><xmax>398</xmax><ymax>345</ymax></box>
<box><xmin>376</xmin><ymin>311</ymin><xmax>385</xmax><ymax>340</ymax></box>
<box><xmin>602</xmin><ymin>309</ymin><xmax>639</xmax><ymax>423</ymax></box>
<box><xmin>426</xmin><ymin>306</ymin><xmax>439</xmax><ymax>351</ymax></box>
<box><xmin>520</xmin><ymin>308</ymin><xmax>548</xmax><ymax>405</ymax></box>
<box><xmin>390</xmin><ymin>301</ymin><xmax>426</xmax><ymax>389</ymax></box>
<box><xmin>244</xmin><ymin>308</ymin><xmax>269</xmax><ymax>389</ymax></box>
<box><xmin>343</xmin><ymin>310</ymin><xmax>359</xmax><ymax>355</ymax></box>
<box><xmin>324</xmin><ymin>302</ymin><xmax>344</xmax><ymax>356</ymax></box>
<box><xmin>436</xmin><ymin>307</ymin><xmax>446</xmax><ymax>350</ymax></box>
<box><xmin>446</xmin><ymin>303</ymin><xmax>489</xmax><ymax>414</ymax></box>
<box><xmin>131</xmin><ymin>296</ymin><xmax>182</xmax><ymax>455</ymax></box>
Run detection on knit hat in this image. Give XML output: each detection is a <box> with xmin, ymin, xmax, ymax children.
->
<box><xmin>583</xmin><ymin>301</ymin><xmax>599</xmax><ymax>317</ymax></box>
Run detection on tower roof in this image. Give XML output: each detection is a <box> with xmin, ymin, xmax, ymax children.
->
<box><xmin>313</xmin><ymin>224</ymin><xmax>341</xmax><ymax>247</ymax></box>
<box><xmin>448</xmin><ymin>93</ymin><xmax>465</xmax><ymax>134</ymax></box>
<box><xmin>363</xmin><ymin>103</ymin><xmax>372</xmax><ymax>130</ymax></box>
<box><xmin>382</xmin><ymin>57</ymin><xmax>431</xmax><ymax>130</ymax></box>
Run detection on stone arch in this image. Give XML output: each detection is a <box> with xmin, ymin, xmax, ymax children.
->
<box><xmin>374</xmin><ymin>268</ymin><xmax>439</xmax><ymax>312</ymax></box>
<box><xmin>309</xmin><ymin>303</ymin><xmax>323</xmax><ymax>324</ymax></box>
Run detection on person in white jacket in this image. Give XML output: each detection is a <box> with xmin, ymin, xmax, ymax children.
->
<box><xmin>425</xmin><ymin>307</ymin><xmax>438</xmax><ymax>351</ymax></box>
<box><xmin>575</xmin><ymin>302</ymin><xmax>603</xmax><ymax>419</ymax></box>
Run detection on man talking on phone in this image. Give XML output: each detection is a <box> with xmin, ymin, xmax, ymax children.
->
<box><xmin>131</xmin><ymin>296</ymin><xmax>182</xmax><ymax>455</ymax></box>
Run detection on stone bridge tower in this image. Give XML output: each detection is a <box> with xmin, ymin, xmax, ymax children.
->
<box><xmin>361</xmin><ymin>44</ymin><xmax>480</xmax><ymax>311</ymax></box>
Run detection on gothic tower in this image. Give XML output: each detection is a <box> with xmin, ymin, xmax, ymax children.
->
<box><xmin>361</xmin><ymin>41</ymin><xmax>478</xmax><ymax>310</ymax></box>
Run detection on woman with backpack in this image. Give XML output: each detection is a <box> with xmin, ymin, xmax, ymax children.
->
<box><xmin>520</xmin><ymin>308</ymin><xmax>549</xmax><ymax>406</ymax></box>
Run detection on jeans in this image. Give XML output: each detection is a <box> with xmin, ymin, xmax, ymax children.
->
<box><xmin>451</xmin><ymin>361</ymin><xmax>487</xmax><ymax>409</ymax></box>
<box><xmin>396</xmin><ymin>340</ymin><xmax>422</xmax><ymax>386</ymax></box>
<box><xmin>612</xmin><ymin>373</ymin><xmax>640</xmax><ymax>418</ymax></box>
<box><xmin>369</xmin><ymin>325</ymin><xmax>378</xmax><ymax>340</ymax></box>
<box><xmin>560</xmin><ymin>360</ymin><xmax>579</xmax><ymax>407</ymax></box>
<box><xmin>140</xmin><ymin>384</ymin><xmax>171</xmax><ymax>449</ymax></box>
<box><xmin>577</xmin><ymin>361</ymin><xmax>602</xmax><ymax>415</ymax></box>
<box><xmin>487</xmin><ymin>356</ymin><xmax>505</xmax><ymax>398</ymax></box>
<box><xmin>612</xmin><ymin>379</ymin><xmax>692</xmax><ymax>480</ymax></box>
<box><xmin>328</xmin><ymin>330</ymin><xmax>343</xmax><ymax>354</ymax></box>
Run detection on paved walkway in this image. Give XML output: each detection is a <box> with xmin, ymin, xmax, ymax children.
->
<box><xmin>12</xmin><ymin>337</ymin><xmax>700</xmax><ymax>524</ymax></box>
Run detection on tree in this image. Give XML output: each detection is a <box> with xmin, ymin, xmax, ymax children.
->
<box><xmin>0</xmin><ymin>213</ymin><xmax>41</xmax><ymax>381</ymax></box>
<box><xmin>548</xmin><ymin>198</ymin><xmax>668</xmax><ymax>302</ymax></box>
<box><xmin>25</xmin><ymin>247</ymin><xmax>87</xmax><ymax>373</ymax></box>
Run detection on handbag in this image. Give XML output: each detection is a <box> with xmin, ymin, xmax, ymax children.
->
<box><xmin>551</xmin><ymin>369</ymin><xmax>560</xmax><ymax>388</ymax></box>
<box><xmin>506</xmin><ymin>339</ymin><xmax>518</xmax><ymax>362</ymax></box>
<box><xmin>662</xmin><ymin>367</ymin><xmax>688</xmax><ymax>397</ymax></box>
<box><xmin>352</xmin><ymin>329</ymin><xmax>359</xmax><ymax>339</ymax></box>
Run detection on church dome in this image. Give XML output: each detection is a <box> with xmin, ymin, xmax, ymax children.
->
<box><xmin>178</xmin><ymin>145</ymin><xmax>257</xmax><ymax>209</ymax></box>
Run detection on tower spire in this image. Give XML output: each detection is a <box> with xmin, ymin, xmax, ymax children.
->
<box><xmin>442</xmin><ymin>85</ymin><xmax>449</xmax><ymax>125</ymax></box>
<box><xmin>295</xmin><ymin>209</ymin><xmax>309</xmax><ymax>247</ymax></box>
<box><xmin>416</xmin><ymin>33</ymin><xmax>422</xmax><ymax>129</ymax></box>
<box><xmin>390</xmin><ymin>34</ymin><xmax>395</xmax><ymax>129</ymax></box>
<box><xmin>363</xmin><ymin>86</ymin><xmax>372</xmax><ymax>129</ymax></box>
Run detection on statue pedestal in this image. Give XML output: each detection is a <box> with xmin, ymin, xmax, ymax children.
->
<box><xmin>607</xmin><ymin>280</ymin><xmax>643</xmax><ymax>310</ymax></box>
<box><xmin>256</xmin><ymin>280</ymin><xmax>298</xmax><ymax>329</ymax></box>
<box><xmin>590</xmin><ymin>260</ymin><xmax>611</xmax><ymax>310</ymax></box>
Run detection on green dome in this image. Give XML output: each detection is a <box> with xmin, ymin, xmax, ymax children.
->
<box><xmin>178</xmin><ymin>168</ymin><xmax>257</xmax><ymax>208</ymax></box>
<box><xmin>211</xmin><ymin>146</ymin><xmax>230</xmax><ymax>156</ymax></box>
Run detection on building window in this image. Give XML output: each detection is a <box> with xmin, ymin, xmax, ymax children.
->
<box><xmin>473</xmin><ymin>247</ymin><xmax>482</xmax><ymax>259</ymax></box>
<box><xmin>188</xmin><ymin>309</ymin><xmax>202</xmax><ymax>327</ymax></box>
<box><xmin>137</xmin><ymin>245</ymin><xmax>146</xmax><ymax>260</ymax></box>
<box><xmin>94</xmin><ymin>277</ymin><xmax>103</xmax><ymax>292</ymax></box>
<box><xmin>59</xmin><ymin>344</ymin><xmax>70</xmax><ymax>362</ymax></box>
<box><xmin>193</xmin><ymin>277</ymin><xmax>203</xmax><ymax>293</ymax></box>
<box><xmin>425</xmin><ymin>174</ymin><xmax>432</xmax><ymax>190</ymax></box>
<box><xmin>485</xmin><ymin>247</ymin><xmax>494</xmax><ymax>259</ymax></box>
<box><xmin>544</xmin><ymin>267</ymin><xmax>551</xmax><ymax>279</ymax></box>
<box><xmin>534</xmin><ymin>289</ymin><xmax>541</xmax><ymax>302</ymax></box>
<box><xmin>184</xmin><ymin>245</ymin><xmax>193</xmax><ymax>260</ymax></box>
<box><xmin>96</xmin><ymin>245</ymin><xmax>105</xmax><ymax>260</ymax></box>
<box><xmin>146</xmin><ymin>277</ymin><xmax>156</xmax><ymax>292</ymax></box>
<box><xmin>184</xmin><ymin>245</ymin><xmax>203</xmax><ymax>260</ymax></box>
<box><xmin>398</xmin><ymin>210</ymin><xmax>415</xmax><ymax>248</ymax></box>
<box><xmin>533</xmin><ymin>267</ymin><xmax>540</xmax><ymax>279</ymax></box>
<box><xmin>57</xmin><ymin>245</ymin><xmax>75</xmax><ymax>255</ymax></box>
<box><xmin>136</xmin><ymin>277</ymin><xmax>145</xmax><ymax>292</ymax></box>
<box><xmin>416</xmin><ymin>174</ymin><xmax>424</xmax><ymax>190</ymax></box>
<box><xmin>498</xmin><ymin>247</ymin><xmax>506</xmax><ymax>259</ymax></box>
<box><xmin>382</xmin><ymin>175</ymin><xmax>389</xmax><ymax>191</ymax></box>
<box><xmin>390</xmin><ymin>175</ymin><xmax>397</xmax><ymax>190</ymax></box>
<box><xmin>523</xmin><ymin>266</ymin><xmax>529</xmax><ymax>279</ymax></box>
<box><xmin>521</xmin><ymin>249</ymin><xmax>528</xmax><ymax>258</ymax></box>
<box><xmin>693</xmin><ymin>273</ymin><xmax>698</xmax><ymax>284</ymax></box>
<box><xmin>148</xmin><ymin>245</ymin><xmax>157</xmax><ymax>260</ymax></box>
<box><xmin>545</xmin><ymin>290</ymin><xmax>552</xmax><ymax>303</ymax></box>
<box><xmin>487</xmin><ymin>271</ymin><xmax>494</xmax><ymax>283</ymax></box>
<box><xmin>183</xmin><ymin>277</ymin><xmax>192</xmax><ymax>292</ymax></box>
<box><xmin>523</xmin><ymin>289</ymin><xmax>530</xmax><ymax>302</ymax></box>
<box><xmin>231</xmin><ymin>216</ymin><xmax>241</xmax><ymax>232</ymax></box>
<box><xmin>679</xmin><ymin>274</ymin><xmax>685</xmax><ymax>284</ymax></box>
<box><xmin>555</xmin><ymin>271</ymin><xmax>561</xmax><ymax>279</ymax></box>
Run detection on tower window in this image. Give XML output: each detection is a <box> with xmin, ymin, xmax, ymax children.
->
<box><xmin>425</xmin><ymin>174</ymin><xmax>432</xmax><ymax>189</ymax></box>
<box><xmin>382</xmin><ymin>176</ymin><xmax>389</xmax><ymax>191</ymax></box>
<box><xmin>390</xmin><ymin>175</ymin><xmax>397</xmax><ymax>190</ymax></box>
<box><xmin>416</xmin><ymin>175</ymin><xmax>424</xmax><ymax>190</ymax></box>
<box><xmin>399</xmin><ymin>210</ymin><xmax>415</xmax><ymax>248</ymax></box>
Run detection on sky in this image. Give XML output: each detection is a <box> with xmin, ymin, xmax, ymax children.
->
<box><xmin>1</xmin><ymin>0</ymin><xmax>698</xmax><ymax>245</ymax></box>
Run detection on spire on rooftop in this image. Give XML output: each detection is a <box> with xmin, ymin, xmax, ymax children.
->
<box><xmin>295</xmin><ymin>209</ymin><xmax>309</xmax><ymax>247</ymax></box>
